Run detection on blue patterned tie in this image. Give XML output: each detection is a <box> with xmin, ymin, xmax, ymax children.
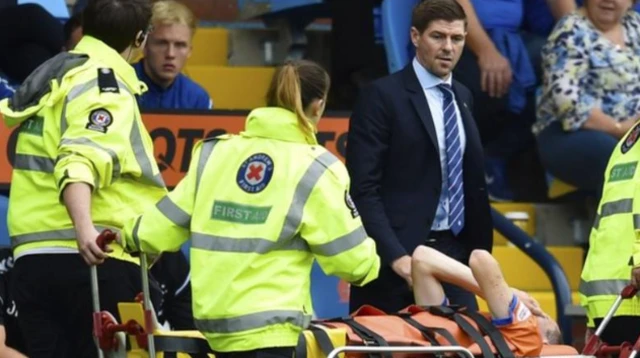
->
<box><xmin>437</xmin><ymin>83</ymin><xmax>465</xmax><ymax>235</ymax></box>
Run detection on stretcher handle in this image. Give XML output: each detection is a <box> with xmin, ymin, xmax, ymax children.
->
<box><xmin>621</xmin><ymin>285</ymin><xmax>639</xmax><ymax>299</ymax></box>
<box><xmin>96</xmin><ymin>229</ymin><xmax>117</xmax><ymax>252</ymax></box>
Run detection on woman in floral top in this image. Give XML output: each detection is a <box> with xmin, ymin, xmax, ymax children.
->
<box><xmin>534</xmin><ymin>0</ymin><xmax>640</xmax><ymax>198</ymax></box>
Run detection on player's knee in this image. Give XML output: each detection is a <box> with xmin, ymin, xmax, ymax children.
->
<box><xmin>411</xmin><ymin>245</ymin><xmax>435</xmax><ymax>273</ymax></box>
<box><xmin>469</xmin><ymin>249</ymin><xmax>495</xmax><ymax>270</ymax></box>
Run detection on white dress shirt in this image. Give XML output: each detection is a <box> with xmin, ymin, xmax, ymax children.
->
<box><xmin>412</xmin><ymin>57</ymin><xmax>466</xmax><ymax>231</ymax></box>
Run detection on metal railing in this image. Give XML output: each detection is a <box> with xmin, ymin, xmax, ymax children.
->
<box><xmin>491</xmin><ymin>207</ymin><xmax>574</xmax><ymax>345</ymax></box>
<box><xmin>326</xmin><ymin>345</ymin><xmax>475</xmax><ymax>358</ymax></box>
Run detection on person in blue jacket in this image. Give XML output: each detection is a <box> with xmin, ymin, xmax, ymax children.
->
<box><xmin>133</xmin><ymin>0</ymin><xmax>212</xmax><ymax>111</ymax></box>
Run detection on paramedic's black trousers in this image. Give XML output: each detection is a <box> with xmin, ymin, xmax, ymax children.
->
<box><xmin>215</xmin><ymin>347</ymin><xmax>296</xmax><ymax>358</ymax></box>
<box><xmin>594</xmin><ymin>316</ymin><xmax>640</xmax><ymax>347</ymax></box>
<box><xmin>11</xmin><ymin>254</ymin><xmax>161</xmax><ymax>358</ymax></box>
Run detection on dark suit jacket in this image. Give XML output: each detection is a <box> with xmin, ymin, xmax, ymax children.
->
<box><xmin>345</xmin><ymin>63</ymin><xmax>493</xmax><ymax>312</ymax></box>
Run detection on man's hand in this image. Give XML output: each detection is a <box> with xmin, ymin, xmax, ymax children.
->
<box><xmin>477</xmin><ymin>47</ymin><xmax>513</xmax><ymax>98</ymax></box>
<box><xmin>76</xmin><ymin>226</ymin><xmax>111</xmax><ymax>265</ymax></box>
<box><xmin>631</xmin><ymin>266</ymin><xmax>640</xmax><ymax>289</ymax></box>
<box><xmin>392</xmin><ymin>255</ymin><xmax>413</xmax><ymax>288</ymax></box>
<box><xmin>512</xmin><ymin>288</ymin><xmax>545</xmax><ymax>317</ymax></box>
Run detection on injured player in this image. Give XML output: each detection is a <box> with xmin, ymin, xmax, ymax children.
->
<box><xmin>411</xmin><ymin>246</ymin><xmax>562</xmax><ymax>357</ymax></box>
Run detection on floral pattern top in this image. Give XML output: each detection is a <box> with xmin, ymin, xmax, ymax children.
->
<box><xmin>534</xmin><ymin>11</ymin><xmax>640</xmax><ymax>135</ymax></box>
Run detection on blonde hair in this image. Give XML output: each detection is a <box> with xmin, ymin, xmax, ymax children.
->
<box><xmin>265</xmin><ymin>60</ymin><xmax>330</xmax><ymax>140</ymax></box>
<box><xmin>151</xmin><ymin>0</ymin><xmax>197</xmax><ymax>35</ymax></box>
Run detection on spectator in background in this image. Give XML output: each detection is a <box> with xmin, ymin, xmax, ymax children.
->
<box><xmin>0</xmin><ymin>3</ymin><xmax>64</xmax><ymax>84</ymax></box>
<box><xmin>452</xmin><ymin>0</ymin><xmax>546</xmax><ymax>201</ymax></box>
<box><xmin>63</xmin><ymin>13</ymin><xmax>83</xmax><ymax>51</ymax></box>
<box><xmin>134</xmin><ymin>0</ymin><xmax>212</xmax><ymax>110</ymax></box>
<box><xmin>523</xmin><ymin>0</ymin><xmax>576</xmax><ymax>38</ymax></box>
<box><xmin>534</xmin><ymin>0</ymin><xmax>640</xmax><ymax>200</ymax></box>
<box><xmin>524</xmin><ymin>0</ymin><xmax>640</xmax><ymax>38</ymax></box>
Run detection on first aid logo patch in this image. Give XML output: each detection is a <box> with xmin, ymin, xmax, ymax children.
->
<box><xmin>86</xmin><ymin>108</ymin><xmax>113</xmax><ymax>133</ymax></box>
<box><xmin>236</xmin><ymin>153</ymin><xmax>274</xmax><ymax>193</ymax></box>
<box><xmin>622</xmin><ymin>124</ymin><xmax>640</xmax><ymax>153</ymax></box>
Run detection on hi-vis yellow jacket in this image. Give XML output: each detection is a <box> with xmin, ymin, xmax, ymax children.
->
<box><xmin>122</xmin><ymin>107</ymin><xmax>380</xmax><ymax>352</ymax></box>
<box><xmin>580</xmin><ymin>121</ymin><xmax>640</xmax><ymax>327</ymax></box>
<box><xmin>0</xmin><ymin>36</ymin><xmax>166</xmax><ymax>262</ymax></box>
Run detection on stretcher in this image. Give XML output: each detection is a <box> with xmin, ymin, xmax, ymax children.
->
<box><xmin>91</xmin><ymin>230</ymin><xmax>216</xmax><ymax>358</ymax></box>
<box><xmin>582</xmin><ymin>284</ymin><xmax>640</xmax><ymax>358</ymax></box>
<box><xmin>305</xmin><ymin>304</ymin><xmax>581</xmax><ymax>358</ymax></box>
<box><xmin>89</xmin><ymin>229</ymin><xmax>588</xmax><ymax>358</ymax></box>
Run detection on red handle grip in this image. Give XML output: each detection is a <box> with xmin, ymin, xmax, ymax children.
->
<box><xmin>96</xmin><ymin>229</ymin><xmax>117</xmax><ymax>252</ymax></box>
<box><xmin>622</xmin><ymin>284</ymin><xmax>639</xmax><ymax>299</ymax></box>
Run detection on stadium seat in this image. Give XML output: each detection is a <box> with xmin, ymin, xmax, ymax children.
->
<box><xmin>189</xmin><ymin>28</ymin><xmax>229</xmax><ymax>67</ymax></box>
<box><xmin>184</xmin><ymin>66</ymin><xmax>275</xmax><ymax>110</ymax></box>
<box><xmin>491</xmin><ymin>202</ymin><xmax>536</xmax><ymax>246</ymax></box>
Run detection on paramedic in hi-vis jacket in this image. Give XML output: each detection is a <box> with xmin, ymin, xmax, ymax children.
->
<box><xmin>581</xmin><ymin>121</ymin><xmax>640</xmax><ymax>347</ymax></box>
<box><xmin>118</xmin><ymin>59</ymin><xmax>381</xmax><ymax>358</ymax></box>
<box><xmin>0</xmin><ymin>0</ymin><xmax>166</xmax><ymax>356</ymax></box>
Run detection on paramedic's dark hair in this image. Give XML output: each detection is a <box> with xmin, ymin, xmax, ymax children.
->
<box><xmin>266</xmin><ymin>60</ymin><xmax>330</xmax><ymax>139</ymax></box>
<box><xmin>82</xmin><ymin>0</ymin><xmax>152</xmax><ymax>53</ymax></box>
<box><xmin>63</xmin><ymin>13</ymin><xmax>83</xmax><ymax>44</ymax></box>
<box><xmin>411</xmin><ymin>0</ymin><xmax>467</xmax><ymax>34</ymax></box>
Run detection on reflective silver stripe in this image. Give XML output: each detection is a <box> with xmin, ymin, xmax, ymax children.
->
<box><xmin>60</xmin><ymin>137</ymin><xmax>121</xmax><ymax>181</ymax></box>
<box><xmin>156</xmin><ymin>196</ymin><xmax>190</xmax><ymax>228</ymax></box>
<box><xmin>11</xmin><ymin>225</ymin><xmax>115</xmax><ymax>246</ymax></box>
<box><xmin>13</xmin><ymin>154</ymin><xmax>55</xmax><ymax>173</ymax></box>
<box><xmin>113</xmin><ymin>79</ymin><xmax>164</xmax><ymax>188</ymax></box>
<box><xmin>191</xmin><ymin>232</ymin><xmax>308</xmax><ymax>253</ymax></box>
<box><xmin>61</xmin><ymin>79</ymin><xmax>98</xmax><ymax>134</ymax></box>
<box><xmin>130</xmin><ymin>119</ymin><xmax>164</xmax><ymax>188</ymax></box>
<box><xmin>309</xmin><ymin>225</ymin><xmax>367</xmax><ymax>257</ymax></box>
<box><xmin>579</xmin><ymin>278</ymin><xmax>640</xmax><ymax>297</ymax></box>
<box><xmin>131</xmin><ymin>216</ymin><xmax>142</xmax><ymax>252</ymax></box>
<box><xmin>278</xmin><ymin>151</ymin><xmax>339</xmax><ymax>241</ymax></box>
<box><xmin>593</xmin><ymin>198</ymin><xmax>633</xmax><ymax>229</ymax></box>
<box><xmin>195</xmin><ymin>139</ymin><xmax>219</xmax><ymax>194</ymax></box>
<box><xmin>194</xmin><ymin>310</ymin><xmax>311</xmax><ymax>334</ymax></box>
<box><xmin>635</xmin><ymin>214</ymin><xmax>640</xmax><ymax>230</ymax></box>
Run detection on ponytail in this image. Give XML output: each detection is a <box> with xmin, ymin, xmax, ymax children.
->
<box><xmin>266</xmin><ymin>60</ymin><xmax>330</xmax><ymax>141</ymax></box>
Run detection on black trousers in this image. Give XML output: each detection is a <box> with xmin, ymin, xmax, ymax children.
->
<box><xmin>11</xmin><ymin>254</ymin><xmax>161</xmax><ymax>358</ymax></box>
<box><xmin>215</xmin><ymin>347</ymin><xmax>295</xmax><ymax>358</ymax></box>
<box><xmin>349</xmin><ymin>230</ymin><xmax>478</xmax><ymax>313</ymax></box>
<box><xmin>594</xmin><ymin>316</ymin><xmax>640</xmax><ymax>347</ymax></box>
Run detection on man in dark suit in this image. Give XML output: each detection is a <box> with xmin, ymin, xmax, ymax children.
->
<box><xmin>346</xmin><ymin>0</ymin><xmax>492</xmax><ymax>314</ymax></box>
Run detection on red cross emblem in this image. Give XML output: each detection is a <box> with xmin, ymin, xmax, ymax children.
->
<box><xmin>247</xmin><ymin>164</ymin><xmax>264</xmax><ymax>181</ymax></box>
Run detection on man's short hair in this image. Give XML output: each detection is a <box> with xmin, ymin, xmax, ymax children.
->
<box><xmin>82</xmin><ymin>0</ymin><xmax>152</xmax><ymax>53</ymax></box>
<box><xmin>411</xmin><ymin>0</ymin><xmax>467</xmax><ymax>34</ymax></box>
<box><xmin>545</xmin><ymin>323</ymin><xmax>563</xmax><ymax>345</ymax></box>
<box><xmin>151</xmin><ymin>0</ymin><xmax>197</xmax><ymax>36</ymax></box>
